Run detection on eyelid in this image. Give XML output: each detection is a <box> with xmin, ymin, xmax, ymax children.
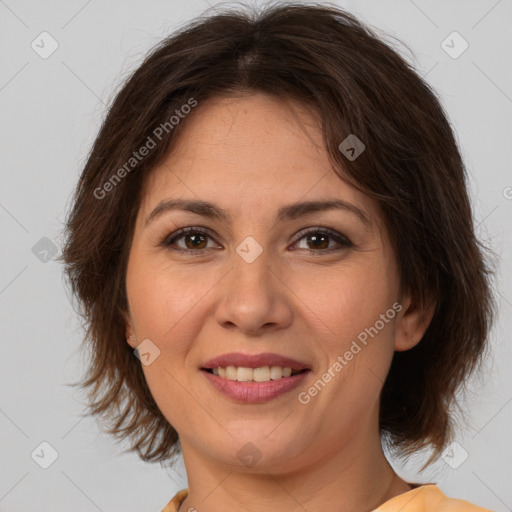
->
<box><xmin>162</xmin><ymin>226</ymin><xmax>222</xmax><ymax>249</ymax></box>
<box><xmin>291</xmin><ymin>227</ymin><xmax>353</xmax><ymax>247</ymax></box>
<box><xmin>162</xmin><ymin>225</ymin><xmax>353</xmax><ymax>254</ymax></box>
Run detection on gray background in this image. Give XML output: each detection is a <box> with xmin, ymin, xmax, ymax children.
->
<box><xmin>1</xmin><ymin>0</ymin><xmax>511</xmax><ymax>510</ymax></box>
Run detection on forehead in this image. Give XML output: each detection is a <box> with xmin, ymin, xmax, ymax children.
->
<box><xmin>139</xmin><ymin>93</ymin><xmax>381</xmax><ymax>228</ymax></box>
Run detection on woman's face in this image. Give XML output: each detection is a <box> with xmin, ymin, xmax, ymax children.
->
<box><xmin>125</xmin><ymin>92</ymin><xmax>416</xmax><ymax>474</ymax></box>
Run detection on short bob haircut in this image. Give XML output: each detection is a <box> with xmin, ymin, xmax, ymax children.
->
<box><xmin>61</xmin><ymin>1</ymin><xmax>495</xmax><ymax>466</ymax></box>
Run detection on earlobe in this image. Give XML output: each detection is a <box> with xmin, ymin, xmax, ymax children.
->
<box><xmin>126</xmin><ymin>333</ymin><xmax>137</xmax><ymax>349</ymax></box>
<box><xmin>394</xmin><ymin>293</ymin><xmax>436</xmax><ymax>352</ymax></box>
<box><xmin>123</xmin><ymin>310</ymin><xmax>137</xmax><ymax>349</ymax></box>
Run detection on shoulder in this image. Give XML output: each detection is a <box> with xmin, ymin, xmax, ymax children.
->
<box><xmin>162</xmin><ymin>485</ymin><xmax>492</xmax><ymax>512</ymax></box>
<box><xmin>161</xmin><ymin>488</ymin><xmax>189</xmax><ymax>512</ymax></box>
<box><xmin>373</xmin><ymin>484</ymin><xmax>494</xmax><ymax>512</ymax></box>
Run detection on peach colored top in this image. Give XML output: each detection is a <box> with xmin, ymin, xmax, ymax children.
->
<box><xmin>161</xmin><ymin>484</ymin><xmax>493</xmax><ymax>511</ymax></box>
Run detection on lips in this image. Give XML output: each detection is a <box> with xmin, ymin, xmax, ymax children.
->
<box><xmin>200</xmin><ymin>352</ymin><xmax>312</xmax><ymax>402</ymax></box>
<box><xmin>201</xmin><ymin>352</ymin><xmax>311</xmax><ymax>371</ymax></box>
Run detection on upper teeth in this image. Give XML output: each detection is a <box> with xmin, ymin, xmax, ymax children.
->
<box><xmin>211</xmin><ymin>365</ymin><xmax>295</xmax><ymax>382</ymax></box>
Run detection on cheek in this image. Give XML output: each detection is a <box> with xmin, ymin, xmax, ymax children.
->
<box><xmin>294</xmin><ymin>263</ymin><xmax>396</xmax><ymax>348</ymax></box>
<box><xmin>127</xmin><ymin>256</ymin><xmax>214</xmax><ymax>343</ymax></box>
<box><xmin>294</xmin><ymin>260</ymin><xmax>398</xmax><ymax>409</ymax></box>
<box><xmin>126</xmin><ymin>260</ymin><xmax>209</xmax><ymax>428</ymax></box>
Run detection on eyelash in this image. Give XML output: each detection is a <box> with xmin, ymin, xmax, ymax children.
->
<box><xmin>161</xmin><ymin>226</ymin><xmax>353</xmax><ymax>256</ymax></box>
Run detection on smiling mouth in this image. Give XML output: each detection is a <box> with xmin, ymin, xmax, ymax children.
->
<box><xmin>202</xmin><ymin>366</ymin><xmax>309</xmax><ymax>382</ymax></box>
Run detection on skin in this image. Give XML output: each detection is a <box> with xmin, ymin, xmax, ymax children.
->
<box><xmin>124</xmin><ymin>92</ymin><xmax>435</xmax><ymax>512</ymax></box>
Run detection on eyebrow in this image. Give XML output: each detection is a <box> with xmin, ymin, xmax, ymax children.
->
<box><xmin>145</xmin><ymin>198</ymin><xmax>371</xmax><ymax>227</ymax></box>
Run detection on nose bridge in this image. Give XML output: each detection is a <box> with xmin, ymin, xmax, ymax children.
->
<box><xmin>215</xmin><ymin>234</ymin><xmax>292</xmax><ymax>333</ymax></box>
<box><xmin>231</xmin><ymin>234</ymin><xmax>275</xmax><ymax>301</ymax></box>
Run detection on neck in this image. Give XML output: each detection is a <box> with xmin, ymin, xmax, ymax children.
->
<box><xmin>178</xmin><ymin>410</ymin><xmax>411</xmax><ymax>512</ymax></box>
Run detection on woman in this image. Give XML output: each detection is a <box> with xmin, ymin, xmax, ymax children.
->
<box><xmin>61</xmin><ymin>2</ymin><xmax>496</xmax><ymax>511</ymax></box>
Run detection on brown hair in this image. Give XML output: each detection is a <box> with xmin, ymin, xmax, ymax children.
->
<box><xmin>60</xmin><ymin>1</ymin><xmax>495</xmax><ymax>466</ymax></box>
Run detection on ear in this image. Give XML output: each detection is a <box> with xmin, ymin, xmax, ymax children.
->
<box><xmin>394</xmin><ymin>291</ymin><xmax>436</xmax><ymax>351</ymax></box>
<box><xmin>123</xmin><ymin>309</ymin><xmax>138</xmax><ymax>349</ymax></box>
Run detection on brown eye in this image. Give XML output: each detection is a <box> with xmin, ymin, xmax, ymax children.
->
<box><xmin>183</xmin><ymin>232</ymin><xmax>208</xmax><ymax>249</ymax></box>
<box><xmin>292</xmin><ymin>228</ymin><xmax>353</xmax><ymax>254</ymax></box>
<box><xmin>305</xmin><ymin>233</ymin><xmax>330</xmax><ymax>250</ymax></box>
<box><xmin>162</xmin><ymin>227</ymin><xmax>220</xmax><ymax>254</ymax></box>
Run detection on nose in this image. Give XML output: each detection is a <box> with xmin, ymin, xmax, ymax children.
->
<box><xmin>215</xmin><ymin>243</ymin><xmax>293</xmax><ymax>336</ymax></box>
